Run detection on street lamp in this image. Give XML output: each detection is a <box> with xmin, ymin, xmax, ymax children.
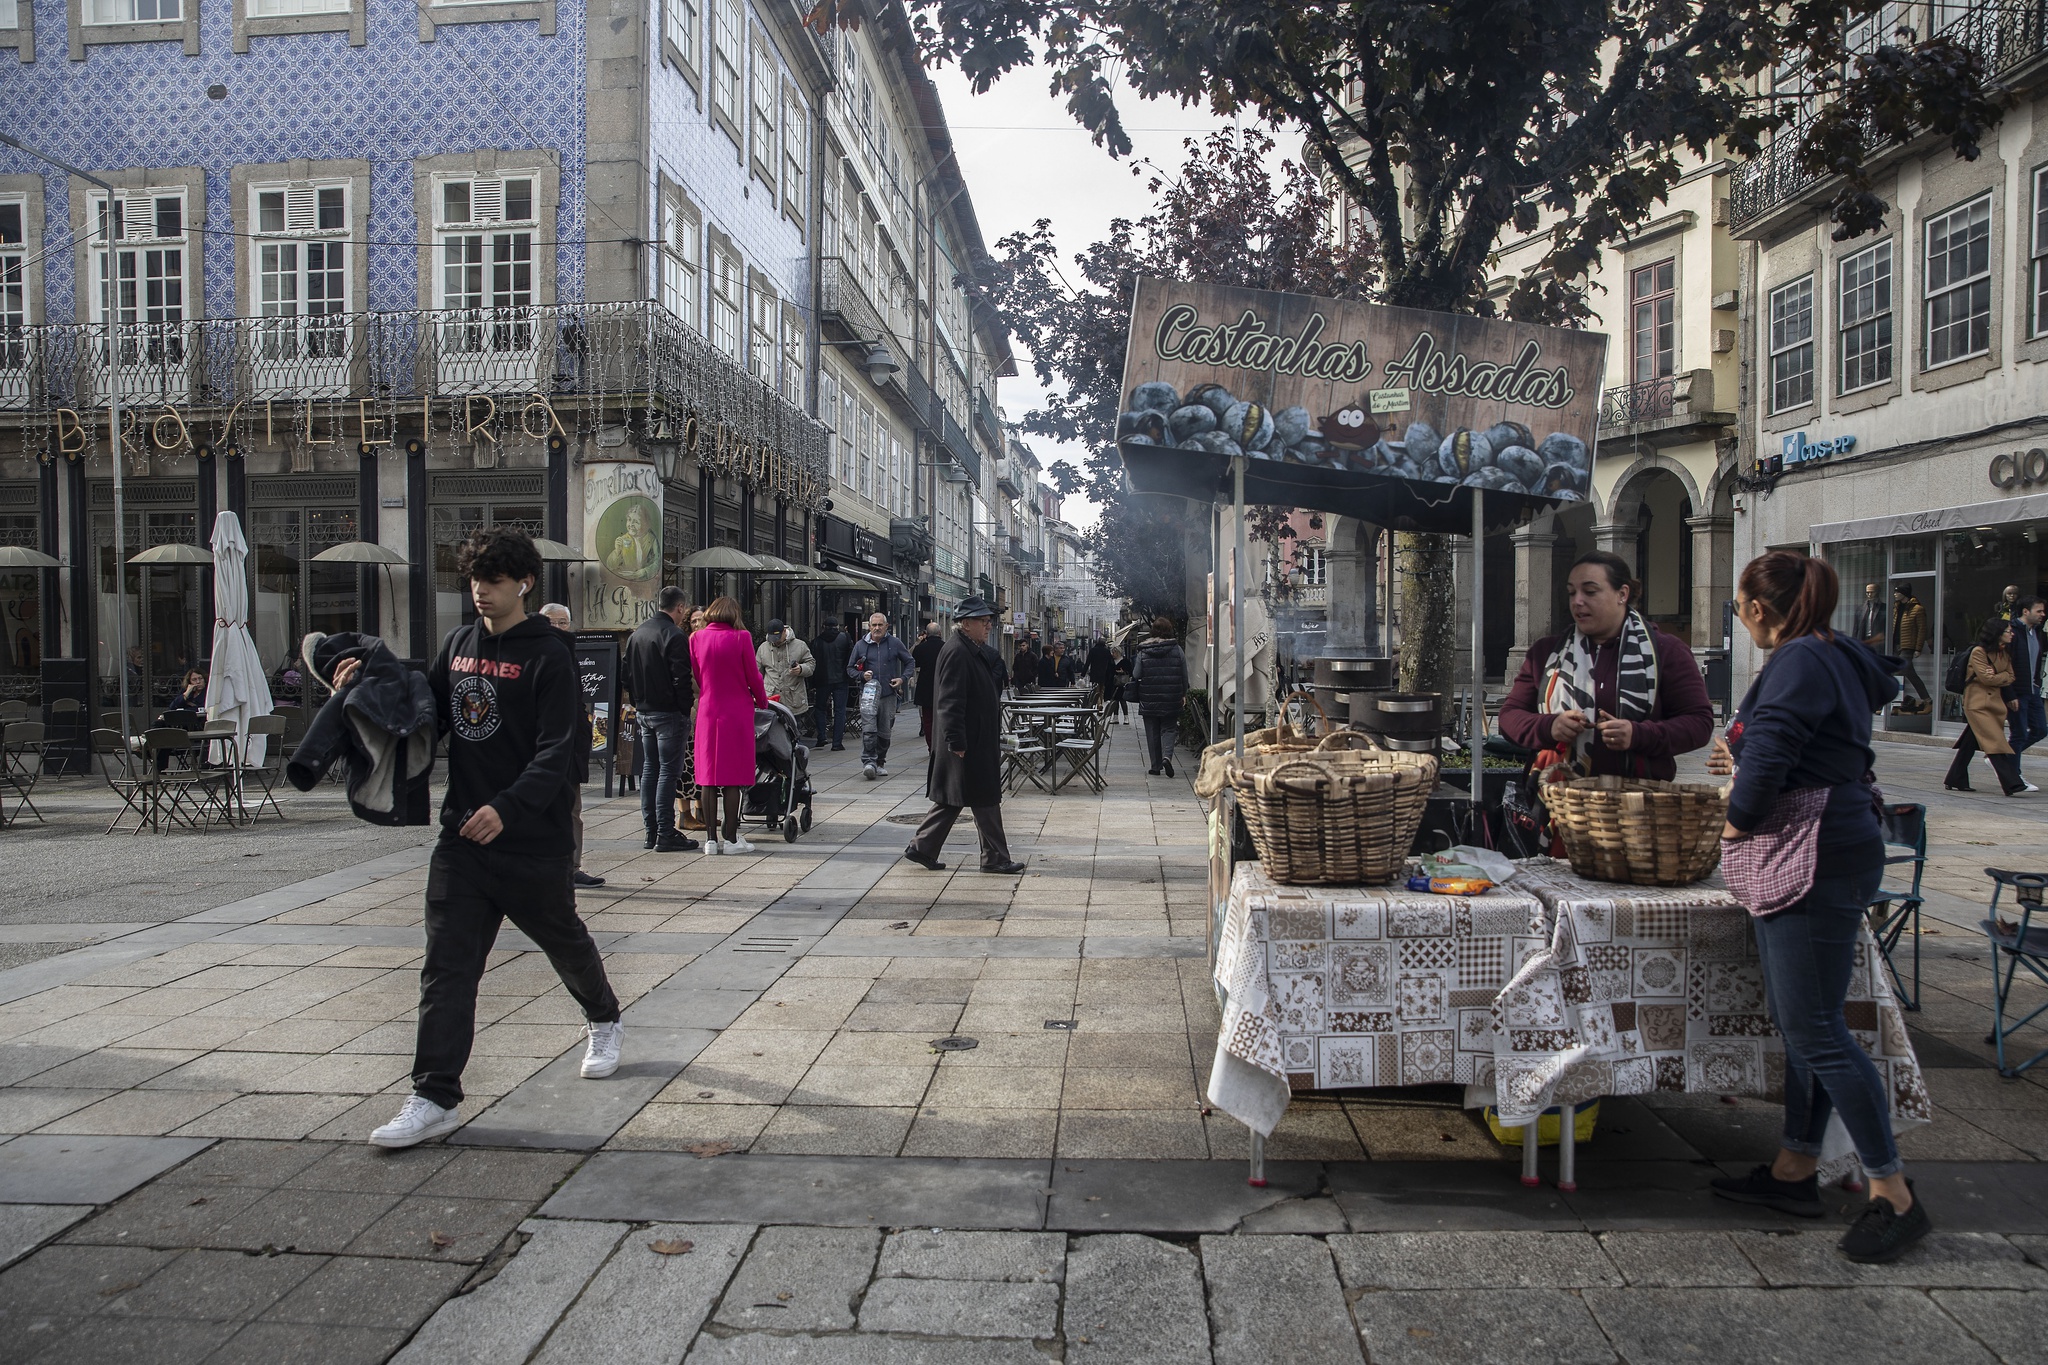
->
<box><xmin>826</xmin><ymin>336</ymin><xmax>900</xmax><ymax>387</ymax></box>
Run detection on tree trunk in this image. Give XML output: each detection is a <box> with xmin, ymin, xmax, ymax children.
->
<box><xmin>1396</xmin><ymin>531</ymin><xmax>1456</xmax><ymax>695</ymax></box>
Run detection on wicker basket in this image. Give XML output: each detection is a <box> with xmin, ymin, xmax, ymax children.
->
<box><xmin>1539</xmin><ymin>775</ymin><xmax>1727</xmax><ymax>886</ymax></box>
<box><xmin>1226</xmin><ymin>748</ymin><xmax>1438</xmax><ymax>885</ymax></box>
<box><xmin>1192</xmin><ymin>708</ymin><xmax>1322</xmax><ymax>799</ymax></box>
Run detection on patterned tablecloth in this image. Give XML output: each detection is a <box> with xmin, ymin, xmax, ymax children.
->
<box><xmin>1207</xmin><ymin>860</ymin><xmax>1931</xmax><ymax>1138</ymax></box>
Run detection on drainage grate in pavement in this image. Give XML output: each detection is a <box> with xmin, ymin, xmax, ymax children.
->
<box><xmin>735</xmin><ymin>937</ymin><xmax>802</xmax><ymax>953</ymax></box>
<box><xmin>930</xmin><ymin>1035</ymin><xmax>978</xmax><ymax>1051</ymax></box>
<box><xmin>1044</xmin><ymin>1020</ymin><xmax>1078</xmax><ymax>1031</ymax></box>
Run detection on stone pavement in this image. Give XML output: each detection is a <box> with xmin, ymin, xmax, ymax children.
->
<box><xmin>0</xmin><ymin>713</ymin><xmax>2044</xmax><ymax>1360</ymax></box>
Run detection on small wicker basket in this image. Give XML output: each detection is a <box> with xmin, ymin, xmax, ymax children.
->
<box><xmin>1539</xmin><ymin>774</ymin><xmax>1727</xmax><ymax>886</ymax></box>
<box><xmin>1226</xmin><ymin>747</ymin><xmax>1439</xmax><ymax>885</ymax></box>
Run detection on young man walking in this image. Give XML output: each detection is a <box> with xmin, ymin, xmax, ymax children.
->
<box><xmin>357</xmin><ymin>527</ymin><xmax>625</xmax><ymax>1148</ymax></box>
<box><xmin>850</xmin><ymin>611</ymin><xmax>914</xmax><ymax>779</ymax></box>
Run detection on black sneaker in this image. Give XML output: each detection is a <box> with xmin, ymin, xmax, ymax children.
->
<box><xmin>644</xmin><ymin>831</ymin><xmax>657</xmax><ymax>850</ymax></box>
<box><xmin>1709</xmin><ymin>1164</ymin><xmax>1825</xmax><ymax>1218</ymax></box>
<box><xmin>903</xmin><ymin>848</ymin><xmax>946</xmax><ymax>871</ymax></box>
<box><xmin>1840</xmin><ymin>1184</ymin><xmax>1931</xmax><ymax>1264</ymax></box>
<box><xmin>654</xmin><ymin>833</ymin><xmax>701</xmax><ymax>853</ymax></box>
<box><xmin>572</xmin><ymin>870</ymin><xmax>606</xmax><ymax>888</ymax></box>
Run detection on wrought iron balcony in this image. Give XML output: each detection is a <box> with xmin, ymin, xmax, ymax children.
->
<box><xmin>1598</xmin><ymin>369</ymin><xmax>1730</xmax><ymax>439</ymax></box>
<box><xmin>0</xmin><ymin>301</ymin><xmax>832</xmax><ymax>506</ymax></box>
<box><xmin>1600</xmin><ymin>374</ymin><xmax>1677</xmax><ymax>429</ymax></box>
<box><xmin>1732</xmin><ymin>3</ymin><xmax>2048</xmax><ymax>228</ymax></box>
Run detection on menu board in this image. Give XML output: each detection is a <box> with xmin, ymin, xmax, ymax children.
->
<box><xmin>572</xmin><ymin>631</ymin><xmax>622</xmax><ymax>797</ymax></box>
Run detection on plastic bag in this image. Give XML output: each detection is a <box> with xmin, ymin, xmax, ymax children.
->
<box><xmin>859</xmin><ymin>678</ymin><xmax>880</xmax><ymax>720</ymax></box>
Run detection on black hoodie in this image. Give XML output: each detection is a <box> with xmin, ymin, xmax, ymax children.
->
<box><xmin>430</xmin><ymin>613</ymin><xmax>581</xmax><ymax>857</ymax></box>
<box><xmin>1727</xmin><ymin>632</ymin><xmax>1901</xmax><ymax>854</ymax></box>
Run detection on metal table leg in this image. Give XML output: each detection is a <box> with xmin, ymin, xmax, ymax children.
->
<box><xmin>1248</xmin><ymin>1130</ymin><xmax>1266</xmax><ymax>1187</ymax></box>
<box><xmin>1557</xmin><ymin>1104</ymin><xmax>1578</xmax><ymax>1192</ymax></box>
<box><xmin>1521</xmin><ymin>1120</ymin><xmax>1541</xmax><ymax>1187</ymax></box>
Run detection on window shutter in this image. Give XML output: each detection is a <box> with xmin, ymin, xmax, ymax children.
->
<box><xmin>471</xmin><ymin>180</ymin><xmax>505</xmax><ymax>224</ymax></box>
<box><xmin>285</xmin><ymin>185</ymin><xmax>318</xmax><ymax>232</ymax></box>
<box><xmin>124</xmin><ymin>197</ymin><xmax>153</xmax><ymax>242</ymax></box>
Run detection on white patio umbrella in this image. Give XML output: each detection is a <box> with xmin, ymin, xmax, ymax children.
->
<box><xmin>204</xmin><ymin>511</ymin><xmax>275</xmax><ymax>768</ymax></box>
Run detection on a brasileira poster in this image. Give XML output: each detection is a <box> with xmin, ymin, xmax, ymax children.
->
<box><xmin>1117</xmin><ymin>277</ymin><xmax>1608</xmax><ymax>522</ymax></box>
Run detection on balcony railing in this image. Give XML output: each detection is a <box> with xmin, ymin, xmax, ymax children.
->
<box><xmin>1732</xmin><ymin>3</ymin><xmax>2048</xmax><ymax>226</ymax></box>
<box><xmin>0</xmin><ymin>301</ymin><xmax>832</xmax><ymax>507</ymax></box>
<box><xmin>1598</xmin><ymin>369</ymin><xmax>1728</xmax><ymax>435</ymax></box>
<box><xmin>817</xmin><ymin>257</ymin><xmax>985</xmax><ymax>484</ymax></box>
<box><xmin>1599</xmin><ymin>374</ymin><xmax>1677</xmax><ymax>429</ymax></box>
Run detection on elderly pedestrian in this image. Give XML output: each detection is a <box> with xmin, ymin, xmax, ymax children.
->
<box><xmin>850</xmin><ymin>610</ymin><xmax>915</xmax><ymax>779</ymax></box>
<box><xmin>691</xmin><ymin>596</ymin><xmax>771</xmax><ymax>853</ymax></box>
<box><xmin>902</xmin><ymin>597</ymin><xmax>1025</xmax><ymax>875</ymax></box>
<box><xmin>757</xmin><ymin>618</ymin><xmax>815</xmax><ymax>720</ymax></box>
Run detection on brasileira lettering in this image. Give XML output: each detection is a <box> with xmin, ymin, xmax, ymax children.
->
<box><xmin>1153</xmin><ymin>306</ymin><xmax>1373</xmax><ymax>383</ymax></box>
<box><xmin>1379</xmin><ymin>332</ymin><xmax>1576</xmax><ymax>410</ymax></box>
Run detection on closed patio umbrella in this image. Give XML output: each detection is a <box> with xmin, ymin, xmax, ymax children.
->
<box><xmin>204</xmin><ymin>512</ymin><xmax>274</xmax><ymax>768</ymax></box>
<box><xmin>531</xmin><ymin>537</ymin><xmax>595</xmax><ymax>563</ymax></box>
<box><xmin>678</xmin><ymin>546</ymin><xmax>766</xmax><ymax>572</ymax></box>
<box><xmin>0</xmin><ymin>547</ymin><xmax>61</xmax><ymax>569</ymax></box>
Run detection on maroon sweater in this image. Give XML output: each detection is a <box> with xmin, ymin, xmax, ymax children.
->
<box><xmin>1498</xmin><ymin>630</ymin><xmax>1715</xmax><ymax>780</ymax></box>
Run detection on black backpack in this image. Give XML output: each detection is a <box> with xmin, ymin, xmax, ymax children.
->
<box><xmin>1945</xmin><ymin>647</ymin><xmax>1972</xmax><ymax>695</ymax></box>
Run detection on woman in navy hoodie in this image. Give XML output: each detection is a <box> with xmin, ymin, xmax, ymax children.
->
<box><xmin>1706</xmin><ymin>550</ymin><xmax>1929</xmax><ymax>1264</ymax></box>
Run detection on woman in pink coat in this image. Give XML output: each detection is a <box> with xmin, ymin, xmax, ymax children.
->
<box><xmin>689</xmin><ymin>596</ymin><xmax>770</xmax><ymax>853</ymax></box>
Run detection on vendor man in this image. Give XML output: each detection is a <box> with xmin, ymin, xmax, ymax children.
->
<box><xmin>1499</xmin><ymin>551</ymin><xmax>1714</xmax><ymax>779</ymax></box>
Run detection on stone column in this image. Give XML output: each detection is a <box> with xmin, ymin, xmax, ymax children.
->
<box><xmin>1687</xmin><ymin>512</ymin><xmax>1735</xmax><ymax>652</ymax></box>
<box><xmin>1591</xmin><ymin>521</ymin><xmax>1636</xmax><ymax>571</ymax></box>
<box><xmin>1506</xmin><ymin>513</ymin><xmax>1562</xmax><ymax>682</ymax></box>
<box><xmin>1323</xmin><ymin>518</ymin><xmax>1376</xmax><ymax>652</ymax></box>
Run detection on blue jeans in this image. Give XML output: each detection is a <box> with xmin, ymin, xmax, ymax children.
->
<box><xmin>816</xmin><ymin>684</ymin><xmax>847</xmax><ymax>747</ymax></box>
<box><xmin>638</xmin><ymin>711</ymin><xmax>687</xmax><ymax>838</ymax></box>
<box><xmin>2013</xmin><ymin>693</ymin><xmax>2047</xmax><ymax>760</ymax></box>
<box><xmin>1752</xmin><ymin>855</ymin><xmax>1901</xmax><ymax>1178</ymax></box>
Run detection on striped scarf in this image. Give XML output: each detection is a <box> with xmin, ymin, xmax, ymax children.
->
<box><xmin>1540</xmin><ymin>610</ymin><xmax>1659</xmax><ymax>768</ymax></box>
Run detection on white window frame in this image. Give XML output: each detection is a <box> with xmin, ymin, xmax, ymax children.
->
<box><xmin>0</xmin><ymin>197</ymin><xmax>27</xmax><ymax>393</ymax></box>
<box><xmin>781</xmin><ymin>80</ymin><xmax>807</xmax><ymax>223</ymax></box>
<box><xmin>747</xmin><ymin>274</ymin><xmax>776</xmax><ymax>385</ymax></box>
<box><xmin>85</xmin><ymin>0</ymin><xmax>180</xmax><ymax>21</ymax></box>
<box><xmin>658</xmin><ymin>183</ymin><xmax>700</xmax><ymax>332</ymax></box>
<box><xmin>778</xmin><ymin>302</ymin><xmax>802</xmax><ymax>405</ymax></box>
<box><xmin>750</xmin><ymin>37</ymin><xmax>777</xmax><ymax>184</ymax></box>
<box><xmin>247</xmin><ymin>0</ymin><xmax>345</xmax><ymax>14</ymax></box>
<box><xmin>708</xmin><ymin>238</ymin><xmax>741</xmax><ymax>360</ymax></box>
<box><xmin>710</xmin><ymin>0</ymin><xmax>741</xmax><ymax>138</ymax></box>
<box><xmin>1767</xmin><ymin>276</ymin><xmax>1814</xmax><ymax>414</ymax></box>
<box><xmin>433</xmin><ymin>174</ymin><xmax>542</xmax><ymax>384</ymax></box>
<box><xmin>1837</xmin><ymin>239</ymin><xmax>1892</xmax><ymax>394</ymax></box>
<box><xmin>2030</xmin><ymin>165</ymin><xmax>2048</xmax><ymax>338</ymax></box>
<box><xmin>88</xmin><ymin>189</ymin><xmax>193</xmax><ymax>401</ymax></box>
<box><xmin>664</xmin><ymin>0</ymin><xmax>697</xmax><ymax>72</ymax></box>
<box><xmin>249</xmin><ymin>181</ymin><xmax>351</xmax><ymax>396</ymax></box>
<box><xmin>837</xmin><ymin>378</ymin><xmax>856</xmax><ymax>487</ymax></box>
<box><xmin>1923</xmin><ymin>193</ymin><xmax>1992</xmax><ymax>369</ymax></box>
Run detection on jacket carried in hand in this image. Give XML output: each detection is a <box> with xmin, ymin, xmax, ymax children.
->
<box><xmin>623</xmin><ymin>612</ymin><xmax>694</xmax><ymax>714</ymax></box>
<box><xmin>430</xmin><ymin>614</ymin><xmax>584</xmax><ymax>856</ymax></box>
<box><xmin>286</xmin><ymin>631</ymin><xmax>436</xmax><ymax>825</ymax></box>
<box><xmin>757</xmin><ymin>634</ymin><xmax>816</xmax><ymax>715</ymax></box>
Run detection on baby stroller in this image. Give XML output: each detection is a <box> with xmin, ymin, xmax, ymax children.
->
<box><xmin>746</xmin><ymin>698</ymin><xmax>815</xmax><ymax>842</ymax></box>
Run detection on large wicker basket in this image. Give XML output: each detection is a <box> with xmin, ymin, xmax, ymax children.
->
<box><xmin>1539</xmin><ymin>775</ymin><xmax>1727</xmax><ymax>886</ymax></box>
<box><xmin>1226</xmin><ymin>748</ymin><xmax>1438</xmax><ymax>885</ymax></box>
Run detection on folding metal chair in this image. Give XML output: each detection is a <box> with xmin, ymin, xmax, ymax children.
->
<box><xmin>144</xmin><ymin>728</ymin><xmax>233</xmax><ymax>832</ymax></box>
<box><xmin>1868</xmin><ymin>802</ymin><xmax>1927</xmax><ymax>1010</ymax></box>
<box><xmin>1051</xmin><ymin>708</ymin><xmax>1109</xmax><ymax>793</ymax></box>
<box><xmin>1982</xmin><ymin>867</ymin><xmax>2048</xmax><ymax>1078</ymax></box>
<box><xmin>0</xmin><ymin>700</ymin><xmax>27</xmax><ymax>722</ymax></box>
<box><xmin>1001</xmin><ymin>709</ymin><xmax>1053</xmax><ymax>796</ymax></box>
<box><xmin>92</xmin><ymin>727</ymin><xmax>157</xmax><ymax>834</ymax></box>
<box><xmin>241</xmin><ymin>715</ymin><xmax>289</xmax><ymax>823</ymax></box>
<box><xmin>1</xmin><ymin>721</ymin><xmax>47</xmax><ymax>825</ymax></box>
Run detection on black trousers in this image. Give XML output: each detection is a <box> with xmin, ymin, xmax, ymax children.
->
<box><xmin>413</xmin><ymin>840</ymin><xmax>620</xmax><ymax>1109</ymax></box>
<box><xmin>1142</xmin><ymin>713</ymin><xmax>1174</xmax><ymax>771</ymax></box>
<box><xmin>1946</xmin><ymin>729</ymin><xmax>2024</xmax><ymax>794</ymax></box>
<box><xmin>907</xmin><ymin>801</ymin><xmax>1012</xmax><ymax>870</ymax></box>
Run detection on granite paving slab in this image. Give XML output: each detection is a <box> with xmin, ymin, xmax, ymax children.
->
<box><xmin>0</xmin><ymin>1133</ymin><xmax>212</xmax><ymax>1205</ymax></box>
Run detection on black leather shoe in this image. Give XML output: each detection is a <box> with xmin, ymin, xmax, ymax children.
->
<box><xmin>1709</xmin><ymin>1164</ymin><xmax>1825</xmax><ymax>1218</ymax></box>
<box><xmin>903</xmin><ymin>848</ymin><xmax>946</xmax><ymax>871</ymax></box>
<box><xmin>981</xmin><ymin>860</ymin><xmax>1027</xmax><ymax>875</ymax></box>
<box><xmin>573</xmin><ymin>870</ymin><xmax>605</xmax><ymax>888</ymax></box>
<box><xmin>644</xmin><ymin>831</ymin><xmax>657</xmax><ymax>850</ymax></box>
<box><xmin>654</xmin><ymin>834</ymin><xmax>700</xmax><ymax>852</ymax></box>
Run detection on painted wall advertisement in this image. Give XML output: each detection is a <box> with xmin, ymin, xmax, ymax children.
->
<box><xmin>582</xmin><ymin>461</ymin><xmax>663</xmax><ymax>630</ymax></box>
<box><xmin>1116</xmin><ymin>278</ymin><xmax>1608</xmax><ymax>523</ymax></box>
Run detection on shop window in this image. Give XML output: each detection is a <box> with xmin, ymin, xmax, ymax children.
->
<box><xmin>251</xmin><ymin>183</ymin><xmax>350</xmax><ymax>394</ymax></box>
<box><xmin>435</xmin><ymin>176</ymin><xmax>538</xmax><ymax>377</ymax></box>
<box><xmin>1924</xmin><ymin>193</ymin><xmax>1991</xmax><ymax>367</ymax></box>
<box><xmin>1838</xmin><ymin>239</ymin><xmax>1892</xmax><ymax>393</ymax></box>
<box><xmin>0</xmin><ymin>505</ymin><xmax>39</xmax><ymax>693</ymax></box>
<box><xmin>249</xmin><ymin>502</ymin><xmax>360</xmax><ymax>710</ymax></box>
<box><xmin>431</xmin><ymin>499</ymin><xmax>543</xmax><ymax>644</ymax></box>
<box><xmin>1767</xmin><ymin>276</ymin><xmax>1813</xmax><ymax>412</ymax></box>
<box><xmin>1628</xmin><ymin>258</ymin><xmax>1675</xmax><ymax>384</ymax></box>
<box><xmin>2031</xmin><ymin>165</ymin><xmax>2048</xmax><ymax>337</ymax></box>
<box><xmin>658</xmin><ymin>182</ymin><xmax>700</xmax><ymax>331</ymax></box>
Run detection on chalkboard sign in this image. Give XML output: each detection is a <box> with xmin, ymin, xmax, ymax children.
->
<box><xmin>572</xmin><ymin>631</ymin><xmax>623</xmax><ymax>797</ymax></box>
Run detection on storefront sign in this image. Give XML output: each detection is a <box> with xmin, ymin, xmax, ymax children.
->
<box><xmin>1989</xmin><ymin>448</ymin><xmax>2048</xmax><ymax>490</ymax></box>
<box><xmin>582</xmin><ymin>462</ymin><xmax>663</xmax><ymax>630</ymax></box>
<box><xmin>571</xmin><ymin>630</ymin><xmax>621</xmax><ymax>798</ymax></box>
<box><xmin>1117</xmin><ymin>278</ymin><xmax>1606</xmax><ymax>504</ymax></box>
<box><xmin>1781</xmin><ymin>431</ymin><xmax>1857</xmax><ymax>467</ymax></box>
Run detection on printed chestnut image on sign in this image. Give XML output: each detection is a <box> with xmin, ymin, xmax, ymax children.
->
<box><xmin>1117</xmin><ymin>278</ymin><xmax>1608</xmax><ymax>514</ymax></box>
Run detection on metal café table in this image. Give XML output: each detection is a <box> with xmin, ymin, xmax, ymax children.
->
<box><xmin>1208</xmin><ymin>859</ymin><xmax>1930</xmax><ymax>1189</ymax></box>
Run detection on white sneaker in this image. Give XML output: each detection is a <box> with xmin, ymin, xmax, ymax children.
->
<box><xmin>704</xmin><ymin>837</ymin><xmax>724</xmax><ymax>855</ymax></box>
<box><xmin>873</xmin><ymin>767</ymin><xmax>889</xmax><ymax>780</ymax></box>
<box><xmin>724</xmin><ymin>835</ymin><xmax>758</xmax><ymax>854</ymax></box>
<box><xmin>581</xmin><ymin>1020</ymin><xmax>624</xmax><ymax>1078</ymax></box>
<box><xmin>2016</xmin><ymin>783</ymin><xmax>2040</xmax><ymax>795</ymax></box>
<box><xmin>863</xmin><ymin>763</ymin><xmax>878</xmax><ymax>780</ymax></box>
<box><xmin>369</xmin><ymin>1095</ymin><xmax>459</xmax><ymax>1149</ymax></box>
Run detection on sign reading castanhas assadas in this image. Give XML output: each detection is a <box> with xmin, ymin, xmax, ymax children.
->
<box><xmin>1118</xmin><ymin>278</ymin><xmax>1607</xmax><ymax>503</ymax></box>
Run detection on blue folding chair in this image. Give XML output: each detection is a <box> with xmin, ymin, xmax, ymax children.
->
<box><xmin>1867</xmin><ymin>802</ymin><xmax>1927</xmax><ymax>1010</ymax></box>
<box><xmin>1982</xmin><ymin>868</ymin><xmax>2048</xmax><ymax>1079</ymax></box>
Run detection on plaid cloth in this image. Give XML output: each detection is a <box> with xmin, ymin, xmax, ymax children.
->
<box><xmin>1720</xmin><ymin>786</ymin><xmax>1829</xmax><ymax>916</ymax></box>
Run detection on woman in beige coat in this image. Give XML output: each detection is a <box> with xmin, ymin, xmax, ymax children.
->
<box><xmin>1945</xmin><ymin>617</ymin><xmax>2031</xmax><ymax>795</ymax></box>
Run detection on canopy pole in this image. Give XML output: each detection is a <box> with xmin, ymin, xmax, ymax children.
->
<box><xmin>1471</xmin><ymin>487</ymin><xmax>1484</xmax><ymax>824</ymax></box>
<box><xmin>1232</xmin><ymin>456</ymin><xmax>1246</xmax><ymax>760</ymax></box>
<box><xmin>1209</xmin><ymin>499</ymin><xmax>1221</xmax><ymax>747</ymax></box>
<box><xmin>108</xmin><ymin>251</ymin><xmax>129</xmax><ymax>743</ymax></box>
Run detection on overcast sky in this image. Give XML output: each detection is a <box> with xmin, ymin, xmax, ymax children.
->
<box><xmin>929</xmin><ymin>60</ymin><xmax>1242</xmax><ymax>529</ymax></box>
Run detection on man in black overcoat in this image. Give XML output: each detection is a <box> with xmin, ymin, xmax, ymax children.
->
<box><xmin>901</xmin><ymin>597</ymin><xmax>1025</xmax><ymax>875</ymax></box>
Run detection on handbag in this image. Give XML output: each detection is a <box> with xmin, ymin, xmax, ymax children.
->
<box><xmin>1720</xmin><ymin>786</ymin><xmax>1830</xmax><ymax>917</ymax></box>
